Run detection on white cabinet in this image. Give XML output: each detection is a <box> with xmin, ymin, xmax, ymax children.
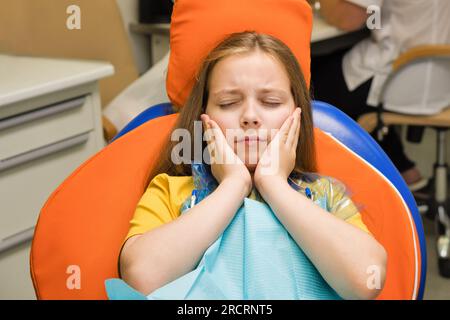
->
<box><xmin>0</xmin><ymin>54</ymin><xmax>114</xmax><ymax>299</ymax></box>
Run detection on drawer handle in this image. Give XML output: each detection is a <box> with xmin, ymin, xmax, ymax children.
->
<box><xmin>0</xmin><ymin>96</ymin><xmax>86</xmax><ymax>131</ymax></box>
<box><xmin>0</xmin><ymin>226</ymin><xmax>34</xmax><ymax>254</ymax></box>
<box><xmin>0</xmin><ymin>132</ymin><xmax>90</xmax><ymax>172</ymax></box>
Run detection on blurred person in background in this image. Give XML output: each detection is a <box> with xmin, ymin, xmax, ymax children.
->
<box><xmin>310</xmin><ymin>0</ymin><xmax>450</xmax><ymax>195</ymax></box>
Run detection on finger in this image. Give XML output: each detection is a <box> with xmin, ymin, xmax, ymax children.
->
<box><xmin>207</xmin><ymin>119</ymin><xmax>225</xmax><ymax>145</ymax></box>
<box><xmin>207</xmin><ymin>118</ymin><xmax>221</xmax><ymax>133</ymax></box>
<box><xmin>286</xmin><ymin>109</ymin><xmax>298</xmax><ymax>146</ymax></box>
<box><xmin>276</xmin><ymin>114</ymin><xmax>294</xmax><ymax>143</ymax></box>
<box><xmin>293</xmin><ymin>108</ymin><xmax>301</xmax><ymax>150</ymax></box>
<box><xmin>208</xmin><ymin>118</ymin><xmax>229</xmax><ymax>164</ymax></box>
<box><xmin>200</xmin><ymin>113</ymin><xmax>209</xmax><ymax>131</ymax></box>
<box><xmin>202</xmin><ymin>115</ymin><xmax>214</xmax><ymax>145</ymax></box>
<box><xmin>201</xmin><ymin>114</ymin><xmax>213</xmax><ymax>133</ymax></box>
<box><xmin>287</xmin><ymin>108</ymin><xmax>301</xmax><ymax>147</ymax></box>
<box><xmin>209</xmin><ymin>120</ymin><xmax>242</xmax><ymax>165</ymax></box>
<box><xmin>201</xmin><ymin>115</ymin><xmax>216</xmax><ymax>161</ymax></box>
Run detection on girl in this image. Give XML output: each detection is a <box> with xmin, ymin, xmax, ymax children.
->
<box><xmin>119</xmin><ymin>31</ymin><xmax>387</xmax><ymax>300</ymax></box>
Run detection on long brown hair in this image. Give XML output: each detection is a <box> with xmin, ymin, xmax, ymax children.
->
<box><xmin>147</xmin><ymin>31</ymin><xmax>316</xmax><ymax>184</ymax></box>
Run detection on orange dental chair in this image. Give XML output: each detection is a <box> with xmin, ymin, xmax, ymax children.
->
<box><xmin>30</xmin><ymin>0</ymin><xmax>426</xmax><ymax>299</ymax></box>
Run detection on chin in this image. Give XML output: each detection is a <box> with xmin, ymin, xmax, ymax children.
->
<box><xmin>235</xmin><ymin>148</ymin><xmax>260</xmax><ymax>172</ymax></box>
<box><xmin>245</xmin><ymin>163</ymin><xmax>257</xmax><ymax>173</ymax></box>
<box><xmin>243</xmin><ymin>154</ymin><xmax>259</xmax><ymax>172</ymax></box>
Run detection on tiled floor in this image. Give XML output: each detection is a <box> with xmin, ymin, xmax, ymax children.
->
<box><xmin>421</xmin><ymin>216</ymin><xmax>450</xmax><ymax>299</ymax></box>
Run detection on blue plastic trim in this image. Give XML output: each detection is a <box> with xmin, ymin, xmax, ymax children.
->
<box><xmin>111</xmin><ymin>102</ymin><xmax>175</xmax><ymax>142</ymax></box>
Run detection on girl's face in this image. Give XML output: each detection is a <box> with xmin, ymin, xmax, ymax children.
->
<box><xmin>205</xmin><ymin>50</ymin><xmax>296</xmax><ymax>171</ymax></box>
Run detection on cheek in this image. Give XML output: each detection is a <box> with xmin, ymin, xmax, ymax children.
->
<box><xmin>272</xmin><ymin>106</ymin><xmax>292</xmax><ymax>126</ymax></box>
<box><xmin>266</xmin><ymin>110</ymin><xmax>292</xmax><ymax>139</ymax></box>
<box><xmin>207</xmin><ymin>108</ymin><xmax>229</xmax><ymax>127</ymax></box>
<box><xmin>274</xmin><ymin>116</ymin><xmax>287</xmax><ymax>128</ymax></box>
<box><xmin>208</xmin><ymin>115</ymin><xmax>236</xmax><ymax>145</ymax></box>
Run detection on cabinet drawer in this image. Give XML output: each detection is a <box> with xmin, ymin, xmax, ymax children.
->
<box><xmin>0</xmin><ymin>131</ymin><xmax>100</xmax><ymax>251</ymax></box>
<box><xmin>0</xmin><ymin>242</ymin><xmax>35</xmax><ymax>299</ymax></box>
<box><xmin>0</xmin><ymin>95</ymin><xmax>94</xmax><ymax>161</ymax></box>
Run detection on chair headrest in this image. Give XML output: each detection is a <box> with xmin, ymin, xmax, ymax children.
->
<box><xmin>166</xmin><ymin>0</ymin><xmax>313</xmax><ymax>108</ymax></box>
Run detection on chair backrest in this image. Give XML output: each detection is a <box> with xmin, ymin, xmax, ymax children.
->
<box><xmin>166</xmin><ymin>0</ymin><xmax>312</xmax><ymax>108</ymax></box>
<box><xmin>383</xmin><ymin>45</ymin><xmax>450</xmax><ymax>115</ymax></box>
<box><xmin>30</xmin><ymin>101</ymin><xmax>426</xmax><ymax>299</ymax></box>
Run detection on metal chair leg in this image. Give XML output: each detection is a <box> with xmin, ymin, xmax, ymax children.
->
<box><xmin>434</xmin><ymin>129</ymin><xmax>450</xmax><ymax>277</ymax></box>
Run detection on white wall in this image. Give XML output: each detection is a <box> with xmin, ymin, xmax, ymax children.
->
<box><xmin>115</xmin><ymin>0</ymin><xmax>151</xmax><ymax>74</ymax></box>
<box><xmin>115</xmin><ymin>0</ymin><xmax>171</xmax><ymax>74</ymax></box>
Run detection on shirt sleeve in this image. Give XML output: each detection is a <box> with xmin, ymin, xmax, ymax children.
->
<box><xmin>124</xmin><ymin>173</ymin><xmax>178</xmax><ymax>242</ymax></box>
<box><xmin>326</xmin><ymin>177</ymin><xmax>372</xmax><ymax>235</ymax></box>
<box><xmin>118</xmin><ymin>173</ymin><xmax>183</xmax><ymax>278</ymax></box>
<box><xmin>345</xmin><ymin>0</ymin><xmax>383</xmax><ymax>9</ymax></box>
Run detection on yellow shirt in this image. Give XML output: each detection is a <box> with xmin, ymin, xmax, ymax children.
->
<box><xmin>124</xmin><ymin>173</ymin><xmax>370</xmax><ymax>244</ymax></box>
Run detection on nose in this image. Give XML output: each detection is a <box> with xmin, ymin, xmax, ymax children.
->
<box><xmin>240</xmin><ymin>102</ymin><xmax>261</xmax><ymax>129</ymax></box>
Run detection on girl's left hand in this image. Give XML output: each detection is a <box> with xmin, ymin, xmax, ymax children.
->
<box><xmin>254</xmin><ymin>107</ymin><xmax>301</xmax><ymax>188</ymax></box>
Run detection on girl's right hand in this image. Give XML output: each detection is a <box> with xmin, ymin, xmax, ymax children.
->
<box><xmin>201</xmin><ymin>114</ymin><xmax>253</xmax><ymax>196</ymax></box>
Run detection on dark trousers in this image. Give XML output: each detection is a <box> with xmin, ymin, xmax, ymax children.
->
<box><xmin>310</xmin><ymin>48</ymin><xmax>415</xmax><ymax>173</ymax></box>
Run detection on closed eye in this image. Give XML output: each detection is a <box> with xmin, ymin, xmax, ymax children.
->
<box><xmin>218</xmin><ymin>101</ymin><xmax>237</xmax><ymax>108</ymax></box>
<box><xmin>218</xmin><ymin>100</ymin><xmax>280</xmax><ymax>107</ymax></box>
<box><xmin>263</xmin><ymin>101</ymin><xmax>281</xmax><ymax>107</ymax></box>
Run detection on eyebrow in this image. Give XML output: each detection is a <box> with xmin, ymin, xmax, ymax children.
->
<box><xmin>212</xmin><ymin>88</ymin><xmax>288</xmax><ymax>98</ymax></box>
<box><xmin>212</xmin><ymin>89</ymin><xmax>242</xmax><ymax>98</ymax></box>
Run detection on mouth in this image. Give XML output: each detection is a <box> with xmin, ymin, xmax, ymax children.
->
<box><xmin>237</xmin><ymin>136</ymin><xmax>267</xmax><ymax>144</ymax></box>
<box><xmin>230</xmin><ymin>129</ymin><xmax>270</xmax><ymax>145</ymax></box>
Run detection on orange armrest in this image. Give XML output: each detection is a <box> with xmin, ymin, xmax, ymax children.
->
<box><xmin>393</xmin><ymin>45</ymin><xmax>450</xmax><ymax>71</ymax></box>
